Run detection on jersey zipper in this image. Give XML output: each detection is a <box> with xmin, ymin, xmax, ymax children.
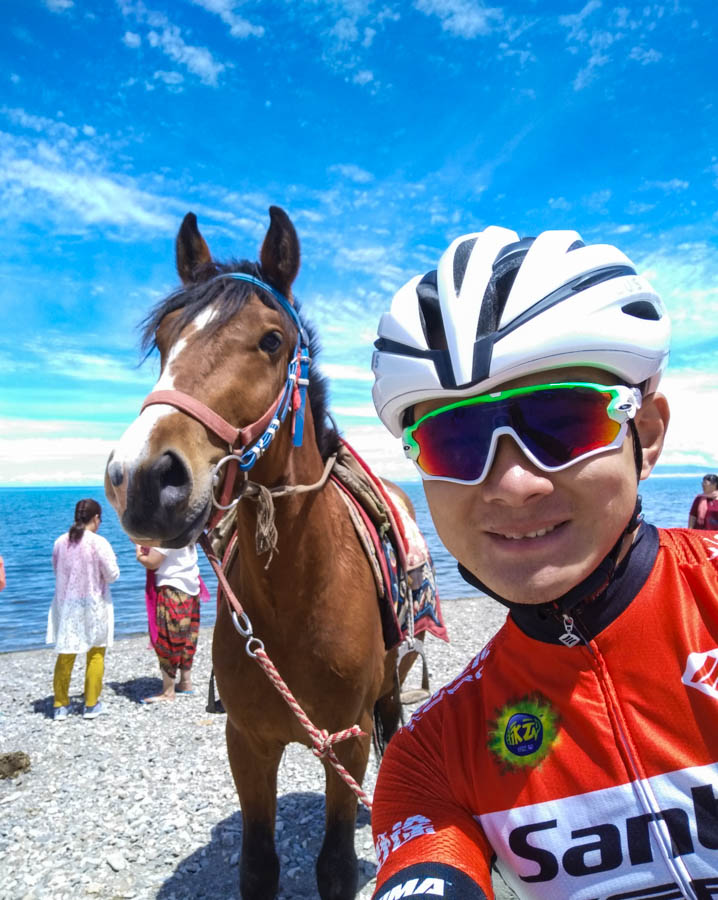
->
<box><xmin>562</xmin><ymin>611</ymin><xmax>698</xmax><ymax>900</ymax></box>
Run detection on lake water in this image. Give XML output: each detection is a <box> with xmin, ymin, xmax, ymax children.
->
<box><xmin>0</xmin><ymin>475</ymin><xmax>703</xmax><ymax>653</ymax></box>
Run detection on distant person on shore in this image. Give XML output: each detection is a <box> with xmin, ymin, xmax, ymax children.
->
<box><xmin>0</xmin><ymin>555</ymin><xmax>5</xmax><ymax>591</ymax></box>
<box><xmin>688</xmin><ymin>473</ymin><xmax>718</xmax><ymax>530</ymax></box>
<box><xmin>368</xmin><ymin>227</ymin><xmax>718</xmax><ymax>897</ymax></box>
<box><xmin>47</xmin><ymin>499</ymin><xmax>120</xmax><ymax>721</ymax></box>
<box><xmin>135</xmin><ymin>543</ymin><xmax>205</xmax><ymax>702</ymax></box>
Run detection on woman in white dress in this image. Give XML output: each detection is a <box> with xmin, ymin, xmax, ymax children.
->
<box><xmin>47</xmin><ymin>499</ymin><xmax>119</xmax><ymax>720</ymax></box>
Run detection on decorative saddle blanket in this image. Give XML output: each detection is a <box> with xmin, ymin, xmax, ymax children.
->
<box><xmin>331</xmin><ymin>440</ymin><xmax>449</xmax><ymax>651</ymax></box>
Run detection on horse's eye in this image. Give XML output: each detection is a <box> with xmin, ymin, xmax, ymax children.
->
<box><xmin>259</xmin><ymin>331</ymin><xmax>283</xmax><ymax>353</ymax></box>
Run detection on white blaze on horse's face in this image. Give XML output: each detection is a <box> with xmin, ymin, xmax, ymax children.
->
<box><xmin>113</xmin><ymin>303</ymin><xmax>223</xmax><ymax>471</ymax></box>
<box><xmin>111</xmin><ymin>335</ymin><xmax>190</xmax><ymax>470</ymax></box>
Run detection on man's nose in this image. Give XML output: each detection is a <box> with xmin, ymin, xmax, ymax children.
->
<box><xmin>480</xmin><ymin>434</ymin><xmax>554</xmax><ymax>505</ymax></box>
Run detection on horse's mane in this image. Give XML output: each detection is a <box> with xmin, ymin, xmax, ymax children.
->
<box><xmin>140</xmin><ymin>260</ymin><xmax>341</xmax><ymax>460</ymax></box>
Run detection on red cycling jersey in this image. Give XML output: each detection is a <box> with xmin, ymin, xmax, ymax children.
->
<box><xmin>372</xmin><ymin>527</ymin><xmax>718</xmax><ymax>900</ymax></box>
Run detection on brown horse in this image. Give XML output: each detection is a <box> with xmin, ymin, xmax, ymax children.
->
<box><xmin>104</xmin><ymin>207</ymin><xmax>417</xmax><ymax>900</ymax></box>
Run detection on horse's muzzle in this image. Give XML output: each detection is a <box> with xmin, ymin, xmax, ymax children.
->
<box><xmin>105</xmin><ymin>450</ymin><xmax>210</xmax><ymax>546</ymax></box>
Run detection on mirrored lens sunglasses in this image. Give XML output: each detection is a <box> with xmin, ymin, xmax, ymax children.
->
<box><xmin>402</xmin><ymin>382</ymin><xmax>642</xmax><ymax>485</ymax></box>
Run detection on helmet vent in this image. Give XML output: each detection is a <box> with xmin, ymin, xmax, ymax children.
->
<box><xmin>622</xmin><ymin>300</ymin><xmax>661</xmax><ymax>321</ymax></box>
<box><xmin>572</xmin><ymin>265</ymin><xmax>637</xmax><ymax>292</ymax></box>
<box><xmin>475</xmin><ymin>250</ymin><xmax>526</xmax><ymax>338</ymax></box>
<box><xmin>452</xmin><ymin>238</ymin><xmax>477</xmax><ymax>295</ymax></box>
<box><xmin>416</xmin><ymin>271</ymin><xmax>449</xmax><ymax>350</ymax></box>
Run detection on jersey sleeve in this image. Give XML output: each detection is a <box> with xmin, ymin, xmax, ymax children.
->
<box><xmin>371</xmin><ymin>712</ymin><xmax>495</xmax><ymax>898</ymax></box>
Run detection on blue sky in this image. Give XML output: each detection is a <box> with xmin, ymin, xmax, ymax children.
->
<box><xmin>1</xmin><ymin>0</ymin><xmax>716</xmax><ymax>485</ymax></box>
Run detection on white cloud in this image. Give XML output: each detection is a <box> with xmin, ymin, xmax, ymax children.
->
<box><xmin>2</xmin><ymin>106</ymin><xmax>77</xmax><ymax>140</ymax></box>
<box><xmin>119</xmin><ymin>2</ymin><xmax>226</xmax><ymax>85</ymax></box>
<box><xmin>628</xmin><ymin>45</ymin><xmax>662</xmax><ymax>64</ymax></box>
<box><xmin>572</xmin><ymin>29</ymin><xmax>614</xmax><ymax>90</ymax></box>
<box><xmin>0</xmin><ymin>433</ymin><xmax>116</xmax><ymax>486</ymax></box>
<box><xmin>658</xmin><ymin>371</ymin><xmax>718</xmax><ymax>468</ymax></box>
<box><xmin>558</xmin><ymin>0</ymin><xmax>601</xmax><ymax>44</ymax></box>
<box><xmin>353</xmin><ymin>69</ymin><xmax>374</xmax><ymax>85</ymax></box>
<box><xmin>584</xmin><ymin>188</ymin><xmax>611</xmax><ymax>213</ymax></box>
<box><xmin>44</xmin><ymin>0</ymin><xmax>74</xmax><ymax>11</ymax></box>
<box><xmin>188</xmin><ymin>0</ymin><xmax>264</xmax><ymax>38</ymax></box>
<box><xmin>332</xmin><ymin>16</ymin><xmax>360</xmax><ymax>43</ymax></box>
<box><xmin>31</xmin><ymin>346</ymin><xmax>153</xmax><ymax>385</ymax></box>
<box><xmin>634</xmin><ymin>239</ymin><xmax>718</xmax><ymax>347</ymax></box>
<box><xmin>329</xmin><ymin>163</ymin><xmax>374</xmax><ymax>184</ymax></box>
<box><xmin>0</xmin><ymin>153</ymin><xmax>174</xmax><ymax>229</ymax></box>
<box><xmin>154</xmin><ymin>70</ymin><xmax>184</xmax><ymax>89</ymax></box>
<box><xmin>123</xmin><ymin>31</ymin><xmax>141</xmax><ymax>48</ymax></box>
<box><xmin>333</xmin><ymin>404</ymin><xmax>380</xmax><ymax>418</ymax></box>
<box><xmin>644</xmin><ymin>179</ymin><xmax>689</xmax><ymax>193</ymax></box>
<box><xmin>146</xmin><ymin>26</ymin><xmax>224</xmax><ymax>85</ymax></box>
<box><xmin>560</xmin><ymin>3</ymin><xmax>679</xmax><ymax>90</ymax></box>
<box><xmin>626</xmin><ymin>200</ymin><xmax>655</xmax><ymax>215</ymax></box>
<box><xmin>318</xmin><ymin>363</ymin><xmax>375</xmax><ymax>382</ymax></box>
<box><xmin>415</xmin><ymin>0</ymin><xmax>504</xmax><ymax>38</ymax></box>
<box><xmin>342</xmin><ymin>423</ymin><xmax>419</xmax><ymax>481</ymax></box>
<box><xmin>0</xmin><ymin>112</ymin><xmax>181</xmax><ymax>233</ymax></box>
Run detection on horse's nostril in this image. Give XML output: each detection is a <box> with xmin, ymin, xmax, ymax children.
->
<box><xmin>108</xmin><ymin>460</ymin><xmax>124</xmax><ymax>487</ymax></box>
<box><xmin>151</xmin><ymin>451</ymin><xmax>191</xmax><ymax>509</ymax></box>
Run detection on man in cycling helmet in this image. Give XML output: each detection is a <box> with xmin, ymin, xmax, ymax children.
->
<box><xmin>369</xmin><ymin>227</ymin><xmax>718</xmax><ymax>900</ymax></box>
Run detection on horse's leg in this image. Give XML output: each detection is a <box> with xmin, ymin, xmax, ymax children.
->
<box><xmin>373</xmin><ymin>633</ymin><xmax>428</xmax><ymax>755</ymax></box>
<box><xmin>316</xmin><ymin>726</ymin><xmax>372</xmax><ymax>900</ymax></box>
<box><xmin>373</xmin><ymin>669</ymin><xmax>402</xmax><ymax>755</ymax></box>
<box><xmin>226</xmin><ymin>718</ymin><xmax>283</xmax><ymax>900</ymax></box>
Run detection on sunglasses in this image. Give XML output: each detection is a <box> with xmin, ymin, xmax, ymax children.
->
<box><xmin>403</xmin><ymin>382</ymin><xmax>642</xmax><ymax>485</ymax></box>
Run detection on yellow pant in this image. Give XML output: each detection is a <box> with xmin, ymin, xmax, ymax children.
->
<box><xmin>53</xmin><ymin>646</ymin><xmax>106</xmax><ymax>708</ymax></box>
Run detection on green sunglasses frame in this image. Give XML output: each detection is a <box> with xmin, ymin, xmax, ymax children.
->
<box><xmin>402</xmin><ymin>381</ymin><xmax>642</xmax><ymax>485</ymax></box>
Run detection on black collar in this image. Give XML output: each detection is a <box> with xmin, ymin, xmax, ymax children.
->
<box><xmin>458</xmin><ymin>522</ymin><xmax>659</xmax><ymax>644</ymax></box>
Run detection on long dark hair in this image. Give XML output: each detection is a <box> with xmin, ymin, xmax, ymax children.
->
<box><xmin>68</xmin><ymin>499</ymin><xmax>102</xmax><ymax>545</ymax></box>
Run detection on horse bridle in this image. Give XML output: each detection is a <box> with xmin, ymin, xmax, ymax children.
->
<box><xmin>140</xmin><ymin>273</ymin><xmax>311</xmax><ymax>528</ymax></box>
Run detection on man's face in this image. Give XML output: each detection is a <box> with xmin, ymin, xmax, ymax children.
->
<box><xmin>417</xmin><ymin>367</ymin><xmax>665</xmax><ymax>605</ymax></box>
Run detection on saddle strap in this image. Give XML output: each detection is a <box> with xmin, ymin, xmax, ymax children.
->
<box><xmin>332</xmin><ymin>481</ymin><xmax>385</xmax><ymax>597</ymax></box>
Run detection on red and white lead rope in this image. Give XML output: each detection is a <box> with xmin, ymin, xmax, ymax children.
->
<box><xmin>199</xmin><ymin>533</ymin><xmax>373</xmax><ymax>810</ymax></box>
<box><xmin>252</xmin><ymin>646</ymin><xmax>373</xmax><ymax>809</ymax></box>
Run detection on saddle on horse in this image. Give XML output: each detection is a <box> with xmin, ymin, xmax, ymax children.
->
<box><xmin>330</xmin><ymin>440</ymin><xmax>448</xmax><ymax>652</ymax></box>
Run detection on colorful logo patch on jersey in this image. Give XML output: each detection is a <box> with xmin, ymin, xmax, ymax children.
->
<box><xmin>504</xmin><ymin>712</ymin><xmax>543</xmax><ymax>756</ymax></box>
<box><xmin>488</xmin><ymin>694</ymin><xmax>559</xmax><ymax>770</ymax></box>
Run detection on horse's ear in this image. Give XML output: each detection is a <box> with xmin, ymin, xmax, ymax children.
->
<box><xmin>260</xmin><ymin>206</ymin><xmax>300</xmax><ymax>299</ymax></box>
<box><xmin>176</xmin><ymin>212</ymin><xmax>213</xmax><ymax>285</ymax></box>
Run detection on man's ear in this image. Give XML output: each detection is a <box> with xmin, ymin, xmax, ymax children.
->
<box><xmin>635</xmin><ymin>392</ymin><xmax>670</xmax><ymax>480</ymax></box>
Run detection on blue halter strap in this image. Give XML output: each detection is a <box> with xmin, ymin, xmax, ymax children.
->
<box><xmin>212</xmin><ymin>272</ymin><xmax>311</xmax><ymax>451</ymax></box>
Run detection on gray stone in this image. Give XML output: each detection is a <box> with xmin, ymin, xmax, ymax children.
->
<box><xmin>106</xmin><ymin>851</ymin><xmax>128</xmax><ymax>872</ymax></box>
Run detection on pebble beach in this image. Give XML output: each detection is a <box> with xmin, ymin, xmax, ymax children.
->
<box><xmin>0</xmin><ymin>597</ymin><xmax>513</xmax><ymax>900</ymax></box>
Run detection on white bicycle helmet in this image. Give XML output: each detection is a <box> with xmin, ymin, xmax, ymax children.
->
<box><xmin>372</xmin><ymin>226</ymin><xmax>670</xmax><ymax>436</ymax></box>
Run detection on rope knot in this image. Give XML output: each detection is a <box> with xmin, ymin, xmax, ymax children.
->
<box><xmin>311</xmin><ymin>729</ymin><xmax>333</xmax><ymax>759</ymax></box>
<box><xmin>311</xmin><ymin>725</ymin><xmax>366</xmax><ymax>760</ymax></box>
